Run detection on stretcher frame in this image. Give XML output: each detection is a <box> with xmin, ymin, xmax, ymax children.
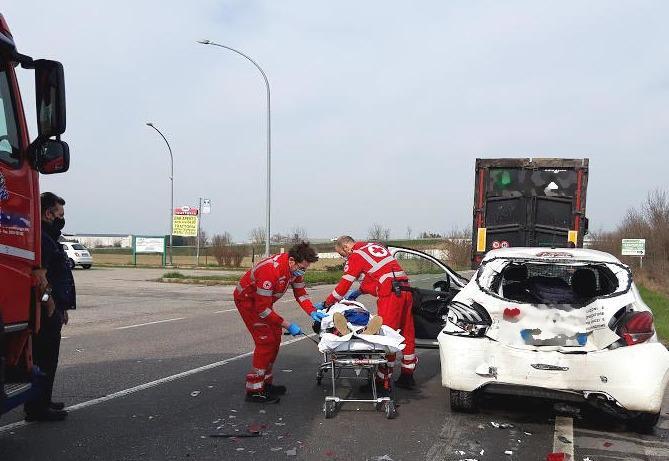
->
<box><xmin>316</xmin><ymin>336</ymin><xmax>398</xmax><ymax>419</ymax></box>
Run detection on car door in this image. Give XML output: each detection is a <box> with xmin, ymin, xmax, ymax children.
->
<box><xmin>387</xmin><ymin>246</ymin><xmax>468</xmax><ymax>347</ymax></box>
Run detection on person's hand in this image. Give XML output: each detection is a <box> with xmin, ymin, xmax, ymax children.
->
<box><xmin>286</xmin><ymin>323</ymin><xmax>302</xmax><ymax>336</ymax></box>
<box><xmin>314</xmin><ymin>301</ymin><xmax>327</xmax><ymax>311</ymax></box>
<box><xmin>310</xmin><ymin>311</ymin><xmax>327</xmax><ymax>322</ymax></box>
<box><xmin>63</xmin><ymin>310</ymin><xmax>69</xmax><ymax>325</ymax></box>
<box><xmin>345</xmin><ymin>289</ymin><xmax>361</xmax><ymax>301</ymax></box>
<box><xmin>44</xmin><ymin>298</ymin><xmax>56</xmax><ymax>318</ymax></box>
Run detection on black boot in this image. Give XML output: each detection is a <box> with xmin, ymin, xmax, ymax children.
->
<box><xmin>395</xmin><ymin>374</ymin><xmax>416</xmax><ymax>390</ymax></box>
<box><xmin>266</xmin><ymin>384</ymin><xmax>287</xmax><ymax>396</ymax></box>
<box><xmin>49</xmin><ymin>401</ymin><xmax>66</xmax><ymax>410</ymax></box>
<box><xmin>245</xmin><ymin>390</ymin><xmax>280</xmax><ymax>404</ymax></box>
<box><xmin>25</xmin><ymin>408</ymin><xmax>68</xmax><ymax>422</ymax></box>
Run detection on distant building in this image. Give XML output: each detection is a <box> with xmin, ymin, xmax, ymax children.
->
<box><xmin>62</xmin><ymin>233</ymin><xmax>133</xmax><ymax>248</ymax></box>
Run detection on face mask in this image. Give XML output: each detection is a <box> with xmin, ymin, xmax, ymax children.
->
<box><xmin>53</xmin><ymin>217</ymin><xmax>65</xmax><ymax>231</ymax></box>
<box><xmin>292</xmin><ymin>268</ymin><xmax>306</xmax><ymax>277</ymax></box>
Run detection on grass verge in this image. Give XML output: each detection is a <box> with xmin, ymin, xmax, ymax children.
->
<box><xmin>159</xmin><ymin>270</ymin><xmax>343</xmax><ymax>286</ymax></box>
<box><xmin>638</xmin><ymin>285</ymin><xmax>669</xmax><ymax>343</ymax></box>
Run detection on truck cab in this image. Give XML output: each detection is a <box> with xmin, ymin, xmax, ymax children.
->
<box><xmin>0</xmin><ymin>13</ymin><xmax>70</xmax><ymax>415</ymax></box>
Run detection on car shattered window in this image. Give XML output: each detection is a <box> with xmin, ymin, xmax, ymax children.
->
<box><xmin>393</xmin><ymin>249</ymin><xmax>449</xmax><ymax>290</ymax></box>
<box><xmin>478</xmin><ymin>258</ymin><xmax>630</xmax><ymax>305</ymax></box>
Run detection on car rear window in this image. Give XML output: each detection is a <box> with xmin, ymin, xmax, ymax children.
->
<box><xmin>477</xmin><ymin>258</ymin><xmax>631</xmax><ymax>305</ymax></box>
<box><xmin>72</xmin><ymin>244</ymin><xmax>86</xmax><ymax>250</ymax></box>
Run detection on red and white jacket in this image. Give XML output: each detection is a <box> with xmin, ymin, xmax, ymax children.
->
<box><xmin>326</xmin><ymin>242</ymin><xmax>409</xmax><ymax>306</ymax></box>
<box><xmin>234</xmin><ymin>253</ymin><xmax>315</xmax><ymax>325</ymax></box>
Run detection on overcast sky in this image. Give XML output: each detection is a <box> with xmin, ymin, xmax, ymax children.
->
<box><xmin>5</xmin><ymin>1</ymin><xmax>668</xmax><ymax>241</ymax></box>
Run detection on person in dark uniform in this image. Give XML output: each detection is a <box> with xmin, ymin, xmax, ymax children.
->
<box><xmin>24</xmin><ymin>192</ymin><xmax>76</xmax><ymax>421</ymax></box>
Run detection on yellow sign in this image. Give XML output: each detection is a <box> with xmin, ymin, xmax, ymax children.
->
<box><xmin>172</xmin><ymin>215</ymin><xmax>198</xmax><ymax>237</ymax></box>
<box><xmin>476</xmin><ymin>228</ymin><xmax>487</xmax><ymax>252</ymax></box>
<box><xmin>568</xmin><ymin>230</ymin><xmax>578</xmax><ymax>246</ymax></box>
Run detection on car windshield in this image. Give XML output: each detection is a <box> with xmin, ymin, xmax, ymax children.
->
<box><xmin>72</xmin><ymin>244</ymin><xmax>86</xmax><ymax>250</ymax></box>
<box><xmin>477</xmin><ymin>257</ymin><xmax>631</xmax><ymax>305</ymax></box>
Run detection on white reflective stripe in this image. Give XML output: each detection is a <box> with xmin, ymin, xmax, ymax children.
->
<box><xmin>256</xmin><ymin>288</ymin><xmax>273</xmax><ymax>296</ymax></box>
<box><xmin>401</xmin><ymin>362</ymin><xmax>417</xmax><ymax>370</ymax></box>
<box><xmin>378</xmin><ymin>271</ymin><xmax>407</xmax><ymax>283</ymax></box>
<box><xmin>342</xmin><ymin>274</ymin><xmax>356</xmax><ymax>282</ymax></box>
<box><xmin>402</xmin><ymin>354</ymin><xmax>415</xmax><ymax>360</ymax></box>
<box><xmin>246</xmin><ymin>381</ymin><xmax>264</xmax><ymax>390</ymax></box>
<box><xmin>273</xmin><ymin>290</ymin><xmax>286</xmax><ymax>299</ymax></box>
<box><xmin>297</xmin><ymin>295</ymin><xmax>310</xmax><ymax>303</ymax></box>
<box><xmin>292</xmin><ymin>282</ymin><xmax>306</xmax><ymax>289</ymax></box>
<box><xmin>330</xmin><ymin>290</ymin><xmax>344</xmax><ymax>301</ymax></box>
<box><xmin>353</xmin><ymin>249</ymin><xmax>377</xmax><ymax>267</ymax></box>
<box><xmin>368</xmin><ymin>255</ymin><xmax>396</xmax><ymax>274</ymax></box>
<box><xmin>258</xmin><ymin>308</ymin><xmax>272</xmax><ymax>319</ymax></box>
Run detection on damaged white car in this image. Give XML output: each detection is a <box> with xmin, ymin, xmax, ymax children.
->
<box><xmin>438</xmin><ymin>247</ymin><xmax>669</xmax><ymax>431</ymax></box>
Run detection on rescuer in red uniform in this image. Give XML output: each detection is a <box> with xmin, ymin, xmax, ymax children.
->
<box><xmin>234</xmin><ymin>242</ymin><xmax>324</xmax><ymax>403</ymax></box>
<box><xmin>317</xmin><ymin>236</ymin><xmax>417</xmax><ymax>390</ymax></box>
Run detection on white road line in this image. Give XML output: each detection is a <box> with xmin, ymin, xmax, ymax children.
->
<box><xmin>553</xmin><ymin>416</ymin><xmax>574</xmax><ymax>458</ymax></box>
<box><xmin>213</xmin><ymin>308</ymin><xmax>237</xmax><ymax>314</ymax></box>
<box><xmin>0</xmin><ymin>334</ymin><xmax>314</xmax><ymax>435</ymax></box>
<box><xmin>115</xmin><ymin>317</ymin><xmax>185</xmax><ymax>330</ymax></box>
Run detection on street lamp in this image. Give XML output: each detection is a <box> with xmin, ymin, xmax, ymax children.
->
<box><xmin>146</xmin><ymin>122</ymin><xmax>174</xmax><ymax>265</ymax></box>
<box><xmin>197</xmin><ymin>39</ymin><xmax>272</xmax><ymax>257</ymax></box>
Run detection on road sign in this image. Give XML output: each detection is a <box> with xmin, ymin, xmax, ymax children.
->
<box><xmin>621</xmin><ymin>238</ymin><xmax>645</xmax><ymax>256</ymax></box>
<box><xmin>202</xmin><ymin>199</ymin><xmax>211</xmax><ymax>214</ymax></box>
<box><xmin>135</xmin><ymin>237</ymin><xmax>164</xmax><ymax>253</ymax></box>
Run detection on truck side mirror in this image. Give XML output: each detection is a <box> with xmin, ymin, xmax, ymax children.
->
<box><xmin>33</xmin><ymin>59</ymin><xmax>66</xmax><ymax>138</ymax></box>
<box><xmin>34</xmin><ymin>139</ymin><xmax>69</xmax><ymax>174</ymax></box>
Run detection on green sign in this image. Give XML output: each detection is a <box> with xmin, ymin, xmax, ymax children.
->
<box><xmin>621</xmin><ymin>238</ymin><xmax>645</xmax><ymax>256</ymax></box>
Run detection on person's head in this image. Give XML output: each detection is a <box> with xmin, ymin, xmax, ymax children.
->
<box><xmin>41</xmin><ymin>192</ymin><xmax>66</xmax><ymax>231</ymax></box>
<box><xmin>334</xmin><ymin>235</ymin><xmax>356</xmax><ymax>258</ymax></box>
<box><xmin>288</xmin><ymin>241</ymin><xmax>319</xmax><ymax>276</ymax></box>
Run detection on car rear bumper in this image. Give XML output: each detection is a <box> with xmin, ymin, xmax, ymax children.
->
<box><xmin>438</xmin><ymin>331</ymin><xmax>669</xmax><ymax>413</ymax></box>
<box><xmin>73</xmin><ymin>256</ymin><xmax>93</xmax><ymax>264</ymax></box>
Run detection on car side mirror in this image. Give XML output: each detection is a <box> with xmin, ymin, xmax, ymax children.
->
<box><xmin>433</xmin><ymin>279</ymin><xmax>451</xmax><ymax>292</ymax></box>
<box><xmin>34</xmin><ymin>59</ymin><xmax>66</xmax><ymax>138</ymax></box>
<box><xmin>34</xmin><ymin>139</ymin><xmax>70</xmax><ymax>174</ymax></box>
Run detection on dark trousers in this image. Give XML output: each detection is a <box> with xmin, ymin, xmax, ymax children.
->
<box><xmin>25</xmin><ymin>309</ymin><xmax>63</xmax><ymax>414</ymax></box>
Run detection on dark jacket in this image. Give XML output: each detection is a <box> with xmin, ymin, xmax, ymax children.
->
<box><xmin>42</xmin><ymin>223</ymin><xmax>76</xmax><ymax>311</ymax></box>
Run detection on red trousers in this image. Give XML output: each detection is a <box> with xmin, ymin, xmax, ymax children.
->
<box><xmin>377</xmin><ymin>291</ymin><xmax>417</xmax><ymax>377</ymax></box>
<box><xmin>235</xmin><ymin>297</ymin><xmax>282</xmax><ymax>393</ymax></box>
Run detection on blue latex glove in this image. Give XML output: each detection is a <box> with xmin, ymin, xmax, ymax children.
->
<box><xmin>310</xmin><ymin>311</ymin><xmax>327</xmax><ymax>322</ymax></box>
<box><xmin>314</xmin><ymin>301</ymin><xmax>327</xmax><ymax>311</ymax></box>
<box><xmin>287</xmin><ymin>323</ymin><xmax>302</xmax><ymax>336</ymax></box>
<box><xmin>345</xmin><ymin>289</ymin><xmax>361</xmax><ymax>301</ymax></box>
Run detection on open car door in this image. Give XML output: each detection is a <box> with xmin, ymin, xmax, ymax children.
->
<box><xmin>387</xmin><ymin>246</ymin><xmax>468</xmax><ymax>347</ymax></box>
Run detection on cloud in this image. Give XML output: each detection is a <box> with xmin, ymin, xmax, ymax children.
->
<box><xmin>5</xmin><ymin>0</ymin><xmax>669</xmax><ymax>240</ymax></box>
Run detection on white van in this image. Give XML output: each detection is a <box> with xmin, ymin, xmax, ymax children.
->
<box><xmin>61</xmin><ymin>242</ymin><xmax>93</xmax><ymax>269</ymax></box>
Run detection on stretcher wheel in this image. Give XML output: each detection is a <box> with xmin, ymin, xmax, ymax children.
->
<box><xmin>324</xmin><ymin>400</ymin><xmax>336</xmax><ymax>419</ymax></box>
<box><xmin>384</xmin><ymin>401</ymin><xmax>397</xmax><ymax>419</ymax></box>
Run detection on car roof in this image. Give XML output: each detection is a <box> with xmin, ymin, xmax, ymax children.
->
<box><xmin>483</xmin><ymin>247</ymin><xmax>623</xmax><ymax>264</ymax></box>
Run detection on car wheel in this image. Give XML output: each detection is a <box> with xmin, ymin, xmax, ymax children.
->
<box><xmin>627</xmin><ymin>412</ymin><xmax>659</xmax><ymax>434</ymax></box>
<box><xmin>67</xmin><ymin>258</ymin><xmax>75</xmax><ymax>270</ymax></box>
<box><xmin>82</xmin><ymin>264</ymin><xmax>92</xmax><ymax>269</ymax></box>
<box><xmin>449</xmin><ymin>389</ymin><xmax>478</xmax><ymax>413</ymax></box>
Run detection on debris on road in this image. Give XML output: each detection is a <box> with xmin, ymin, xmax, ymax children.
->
<box><xmin>490</xmin><ymin>421</ymin><xmax>514</xmax><ymax>429</ymax></box>
<box><xmin>190</xmin><ymin>391</ymin><xmax>201</xmax><ymax>397</ymax></box>
<box><xmin>557</xmin><ymin>435</ymin><xmax>572</xmax><ymax>444</ymax></box>
<box><xmin>505</xmin><ymin>450</ymin><xmax>513</xmax><ymax>455</ymax></box>
<box><xmin>286</xmin><ymin>447</ymin><xmax>297</xmax><ymax>456</ymax></box>
<box><xmin>370</xmin><ymin>456</ymin><xmax>394</xmax><ymax>461</ymax></box>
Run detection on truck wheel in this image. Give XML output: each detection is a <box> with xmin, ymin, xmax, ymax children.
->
<box><xmin>449</xmin><ymin>389</ymin><xmax>478</xmax><ymax>413</ymax></box>
<box><xmin>67</xmin><ymin>258</ymin><xmax>75</xmax><ymax>270</ymax></box>
<box><xmin>627</xmin><ymin>412</ymin><xmax>659</xmax><ymax>434</ymax></box>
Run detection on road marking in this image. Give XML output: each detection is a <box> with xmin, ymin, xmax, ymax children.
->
<box><xmin>0</xmin><ymin>334</ymin><xmax>314</xmax><ymax>435</ymax></box>
<box><xmin>553</xmin><ymin>416</ymin><xmax>574</xmax><ymax>458</ymax></box>
<box><xmin>214</xmin><ymin>308</ymin><xmax>237</xmax><ymax>314</ymax></box>
<box><xmin>115</xmin><ymin>317</ymin><xmax>185</xmax><ymax>330</ymax></box>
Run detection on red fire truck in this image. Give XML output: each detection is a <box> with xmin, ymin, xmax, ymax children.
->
<box><xmin>0</xmin><ymin>13</ymin><xmax>70</xmax><ymax>415</ymax></box>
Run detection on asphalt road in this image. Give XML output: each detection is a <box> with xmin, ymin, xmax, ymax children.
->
<box><xmin>1</xmin><ymin>267</ymin><xmax>668</xmax><ymax>460</ymax></box>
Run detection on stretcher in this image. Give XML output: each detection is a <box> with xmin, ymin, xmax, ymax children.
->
<box><xmin>314</xmin><ymin>301</ymin><xmax>405</xmax><ymax>419</ymax></box>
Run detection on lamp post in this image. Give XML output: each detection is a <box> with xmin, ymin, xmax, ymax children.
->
<box><xmin>197</xmin><ymin>39</ymin><xmax>271</xmax><ymax>257</ymax></box>
<box><xmin>146</xmin><ymin>122</ymin><xmax>174</xmax><ymax>265</ymax></box>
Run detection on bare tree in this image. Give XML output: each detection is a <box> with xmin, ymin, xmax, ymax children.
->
<box><xmin>289</xmin><ymin>226</ymin><xmax>308</xmax><ymax>244</ymax></box>
<box><xmin>368</xmin><ymin>223</ymin><xmax>391</xmax><ymax>241</ymax></box>
<box><xmin>249</xmin><ymin>226</ymin><xmax>266</xmax><ymax>245</ymax></box>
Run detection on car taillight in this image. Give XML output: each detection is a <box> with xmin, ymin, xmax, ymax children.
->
<box><xmin>445</xmin><ymin>301</ymin><xmax>492</xmax><ymax>337</ymax></box>
<box><xmin>75</xmin><ymin>252</ymin><xmax>80</xmax><ymax>256</ymax></box>
<box><xmin>619</xmin><ymin>311</ymin><xmax>654</xmax><ymax>346</ymax></box>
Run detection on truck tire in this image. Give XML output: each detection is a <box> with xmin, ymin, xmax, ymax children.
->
<box><xmin>449</xmin><ymin>389</ymin><xmax>478</xmax><ymax>413</ymax></box>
